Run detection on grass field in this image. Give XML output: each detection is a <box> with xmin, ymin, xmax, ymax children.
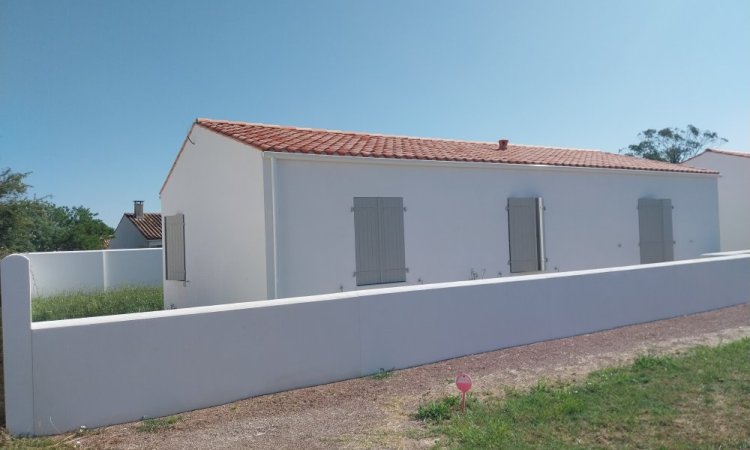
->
<box><xmin>426</xmin><ymin>338</ymin><xmax>750</xmax><ymax>449</ymax></box>
<box><xmin>31</xmin><ymin>286</ymin><xmax>163</xmax><ymax>322</ymax></box>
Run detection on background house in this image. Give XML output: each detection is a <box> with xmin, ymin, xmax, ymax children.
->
<box><xmin>160</xmin><ymin>119</ymin><xmax>720</xmax><ymax>309</ymax></box>
<box><xmin>685</xmin><ymin>149</ymin><xmax>750</xmax><ymax>251</ymax></box>
<box><xmin>108</xmin><ymin>201</ymin><xmax>162</xmax><ymax>249</ymax></box>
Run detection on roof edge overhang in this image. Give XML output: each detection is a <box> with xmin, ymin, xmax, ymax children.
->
<box><xmin>261</xmin><ymin>150</ymin><xmax>719</xmax><ymax>178</ymax></box>
<box><xmin>160</xmin><ymin>121</ymin><xmax>200</xmax><ymax>196</ymax></box>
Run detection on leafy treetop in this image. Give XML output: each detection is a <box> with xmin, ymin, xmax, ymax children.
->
<box><xmin>0</xmin><ymin>168</ymin><xmax>113</xmax><ymax>257</ymax></box>
<box><xmin>621</xmin><ymin>125</ymin><xmax>727</xmax><ymax>164</ymax></box>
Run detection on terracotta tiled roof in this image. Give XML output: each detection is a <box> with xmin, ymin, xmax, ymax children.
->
<box><xmin>194</xmin><ymin>119</ymin><xmax>717</xmax><ymax>174</ymax></box>
<box><xmin>125</xmin><ymin>213</ymin><xmax>162</xmax><ymax>240</ymax></box>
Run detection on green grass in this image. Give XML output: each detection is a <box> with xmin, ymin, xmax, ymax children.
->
<box><xmin>0</xmin><ymin>436</ymin><xmax>75</xmax><ymax>449</ymax></box>
<box><xmin>427</xmin><ymin>338</ymin><xmax>750</xmax><ymax>449</ymax></box>
<box><xmin>371</xmin><ymin>368</ymin><xmax>395</xmax><ymax>380</ymax></box>
<box><xmin>0</xmin><ymin>427</ymin><xmax>85</xmax><ymax>449</ymax></box>
<box><xmin>31</xmin><ymin>286</ymin><xmax>163</xmax><ymax>322</ymax></box>
<box><xmin>416</xmin><ymin>394</ymin><xmax>478</xmax><ymax>423</ymax></box>
<box><xmin>136</xmin><ymin>415</ymin><xmax>182</xmax><ymax>433</ymax></box>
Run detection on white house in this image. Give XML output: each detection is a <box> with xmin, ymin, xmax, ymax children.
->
<box><xmin>108</xmin><ymin>201</ymin><xmax>162</xmax><ymax>249</ymax></box>
<box><xmin>684</xmin><ymin>148</ymin><xmax>750</xmax><ymax>251</ymax></box>
<box><xmin>160</xmin><ymin>119</ymin><xmax>720</xmax><ymax>309</ymax></box>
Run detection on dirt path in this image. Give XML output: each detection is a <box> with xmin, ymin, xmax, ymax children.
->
<box><xmin>66</xmin><ymin>303</ymin><xmax>750</xmax><ymax>449</ymax></box>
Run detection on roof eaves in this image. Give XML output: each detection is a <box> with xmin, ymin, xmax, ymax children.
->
<box><xmin>262</xmin><ymin>149</ymin><xmax>719</xmax><ymax>175</ymax></box>
<box><xmin>706</xmin><ymin>148</ymin><xmax>750</xmax><ymax>159</ymax></box>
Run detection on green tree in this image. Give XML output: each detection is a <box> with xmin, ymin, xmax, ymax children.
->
<box><xmin>621</xmin><ymin>125</ymin><xmax>727</xmax><ymax>164</ymax></box>
<box><xmin>0</xmin><ymin>168</ymin><xmax>113</xmax><ymax>257</ymax></box>
<box><xmin>0</xmin><ymin>168</ymin><xmax>39</xmax><ymax>255</ymax></box>
<box><xmin>36</xmin><ymin>204</ymin><xmax>113</xmax><ymax>251</ymax></box>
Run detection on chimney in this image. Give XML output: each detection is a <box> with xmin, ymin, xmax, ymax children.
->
<box><xmin>498</xmin><ymin>139</ymin><xmax>509</xmax><ymax>151</ymax></box>
<box><xmin>134</xmin><ymin>200</ymin><xmax>144</xmax><ymax>219</ymax></box>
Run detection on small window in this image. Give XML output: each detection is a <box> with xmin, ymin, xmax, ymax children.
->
<box><xmin>164</xmin><ymin>214</ymin><xmax>186</xmax><ymax>281</ymax></box>
<box><xmin>353</xmin><ymin>197</ymin><xmax>406</xmax><ymax>286</ymax></box>
<box><xmin>507</xmin><ymin>197</ymin><xmax>545</xmax><ymax>273</ymax></box>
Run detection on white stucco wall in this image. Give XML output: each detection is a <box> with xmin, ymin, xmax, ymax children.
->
<box><xmin>161</xmin><ymin>128</ymin><xmax>720</xmax><ymax>306</ymax></box>
<box><xmin>686</xmin><ymin>152</ymin><xmax>750</xmax><ymax>251</ymax></box>
<box><xmin>24</xmin><ymin>249</ymin><xmax>162</xmax><ymax>298</ymax></box>
<box><xmin>108</xmin><ymin>217</ymin><xmax>149</xmax><ymax>249</ymax></box>
<box><xmin>271</xmin><ymin>154</ymin><xmax>720</xmax><ymax>298</ymax></box>
<box><xmin>160</xmin><ymin>125</ymin><xmax>268</xmax><ymax>308</ymax></box>
<box><xmin>3</xmin><ymin>254</ymin><xmax>748</xmax><ymax>435</ymax></box>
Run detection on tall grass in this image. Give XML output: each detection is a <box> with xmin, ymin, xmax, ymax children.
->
<box><xmin>32</xmin><ymin>286</ymin><xmax>163</xmax><ymax>322</ymax></box>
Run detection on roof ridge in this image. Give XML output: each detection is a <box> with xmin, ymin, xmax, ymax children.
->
<box><xmin>125</xmin><ymin>212</ymin><xmax>161</xmax><ymax>217</ymax></box>
<box><xmin>197</xmin><ymin>118</ymin><xmax>500</xmax><ymax>146</ymax></box>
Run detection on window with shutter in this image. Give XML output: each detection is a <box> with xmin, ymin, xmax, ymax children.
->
<box><xmin>638</xmin><ymin>198</ymin><xmax>674</xmax><ymax>263</ymax></box>
<box><xmin>353</xmin><ymin>197</ymin><xmax>406</xmax><ymax>286</ymax></box>
<box><xmin>164</xmin><ymin>214</ymin><xmax>186</xmax><ymax>281</ymax></box>
<box><xmin>507</xmin><ymin>197</ymin><xmax>545</xmax><ymax>273</ymax></box>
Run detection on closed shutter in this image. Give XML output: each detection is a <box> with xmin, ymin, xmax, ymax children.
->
<box><xmin>353</xmin><ymin>197</ymin><xmax>406</xmax><ymax>286</ymax></box>
<box><xmin>638</xmin><ymin>198</ymin><xmax>674</xmax><ymax>263</ymax></box>
<box><xmin>379</xmin><ymin>197</ymin><xmax>407</xmax><ymax>284</ymax></box>
<box><xmin>353</xmin><ymin>198</ymin><xmax>382</xmax><ymax>286</ymax></box>
<box><xmin>165</xmin><ymin>214</ymin><xmax>186</xmax><ymax>281</ymax></box>
<box><xmin>508</xmin><ymin>197</ymin><xmax>543</xmax><ymax>273</ymax></box>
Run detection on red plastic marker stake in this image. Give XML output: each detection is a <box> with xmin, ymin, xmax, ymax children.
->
<box><xmin>456</xmin><ymin>373</ymin><xmax>472</xmax><ymax>413</ymax></box>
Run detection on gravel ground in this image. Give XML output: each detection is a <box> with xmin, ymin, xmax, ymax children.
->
<box><xmin>69</xmin><ymin>303</ymin><xmax>750</xmax><ymax>449</ymax></box>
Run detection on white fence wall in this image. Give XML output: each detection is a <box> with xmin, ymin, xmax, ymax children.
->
<box><xmin>3</xmin><ymin>254</ymin><xmax>749</xmax><ymax>435</ymax></box>
<box><xmin>24</xmin><ymin>248</ymin><xmax>162</xmax><ymax>298</ymax></box>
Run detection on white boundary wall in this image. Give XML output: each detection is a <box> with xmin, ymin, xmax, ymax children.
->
<box><xmin>3</xmin><ymin>254</ymin><xmax>749</xmax><ymax>435</ymax></box>
<box><xmin>24</xmin><ymin>248</ymin><xmax>162</xmax><ymax>298</ymax></box>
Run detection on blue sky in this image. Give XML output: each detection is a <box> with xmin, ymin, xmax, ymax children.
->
<box><xmin>1</xmin><ymin>0</ymin><xmax>749</xmax><ymax>227</ymax></box>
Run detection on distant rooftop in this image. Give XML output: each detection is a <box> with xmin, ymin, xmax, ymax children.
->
<box><xmin>702</xmin><ymin>148</ymin><xmax>750</xmax><ymax>159</ymax></box>
<box><xmin>125</xmin><ymin>213</ymin><xmax>161</xmax><ymax>240</ymax></box>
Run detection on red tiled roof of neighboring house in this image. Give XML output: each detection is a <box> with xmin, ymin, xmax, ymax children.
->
<box><xmin>193</xmin><ymin>119</ymin><xmax>717</xmax><ymax>174</ymax></box>
<box><xmin>125</xmin><ymin>213</ymin><xmax>162</xmax><ymax>240</ymax></box>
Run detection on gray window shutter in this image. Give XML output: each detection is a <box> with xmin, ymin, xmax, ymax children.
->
<box><xmin>661</xmin><ymin>199</ymin><xmax>674</xmax><ymax>261</ymax></box>
<box><xmin>353</xmin><ymin>197</ymin><xmax>406</xmax><ymax>286</ymax></box>
<box><xmin>379</xmin><ymin>197</ymin><xmax>406</xmax><ymax>284</ymax></box>
<box><xmin>638</xmin><ymin>198</ymin><xmax>674</xmax><ymax>263</ymax></box>
<box><xmin>508</xmin><ymin>197</ymin><xmax>542</xmax><ymax>273</ymax></box>
<box><xmin>165</xmin><ymin>214</ymin><xmax>186</xmax><ymax>281</ymax></box>
<box><xmin>354</xmin><ymin>198</ymin><xmax>382</xmax><ymax>286</ymax></box>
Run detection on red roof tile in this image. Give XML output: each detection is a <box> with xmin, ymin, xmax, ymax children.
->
<box><xmin>194</xmin><ymin>119</ymin><xmax>716</xmax><ymax>175</ymax></box>
<box><xmin>125</xmin><ymin>213</ymin><xmax>162</xmax><ymax>240</ymax></box>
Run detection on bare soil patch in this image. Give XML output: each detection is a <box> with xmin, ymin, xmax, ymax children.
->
<box><xmin>32</xmin><ymin>303</ymin><xmax>750</xmax><ymax>449</ymax></box>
